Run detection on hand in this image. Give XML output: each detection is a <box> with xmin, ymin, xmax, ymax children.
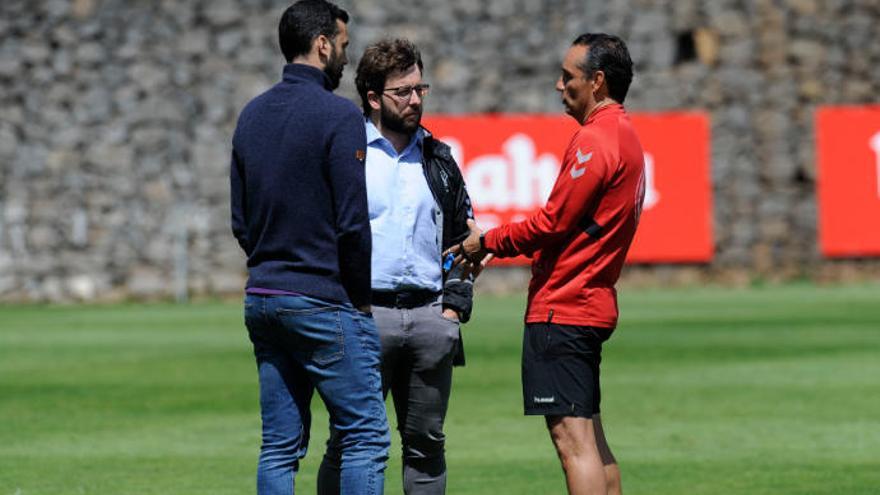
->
<box><xmin>441</xmin><ymin>308</ymin><xmax>460</xmax><ymax>322</ymax></box>
<box><xmin>470</xmin><ymin>253</ymin><xmax>494</xmax><ymax>279</ymax></box>
<box><xmin>444</xmin><ymin>219</ymin><xmax>488</xmax><ymax>273</ymax></box>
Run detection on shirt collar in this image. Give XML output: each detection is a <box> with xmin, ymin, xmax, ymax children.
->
<box><xmin>365</xmin><ymin>119</ymin><xmax>425</xmax><ymax>155</ymax></box>
<box><xmin>282</xmin><ymin>63</ymin><xmax>333</xmax><ymax>90</ymax></box>
<box><xmin>585</xmin><ymin>102</ymin><xmax>624</xmax><ymax>124</ymax></box>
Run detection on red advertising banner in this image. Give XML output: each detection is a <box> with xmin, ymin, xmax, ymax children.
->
<box><xmin>423</xmin><ymin>112</ymin><xmax>714</xmax><ymax>263</ymax></box>
<box><xmin>816</xmin><ymin>105</ymin><xmax>880</xmax><ymax>257</ymax></box>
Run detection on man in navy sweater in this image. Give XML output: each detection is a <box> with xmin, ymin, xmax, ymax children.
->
<box><xmin>230</xmin><ymin>1</ymin><xmax>389</xmax><ymax>493</ymax></box>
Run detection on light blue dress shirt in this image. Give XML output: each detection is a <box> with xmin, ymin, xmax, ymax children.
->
<box><xmin>365</xmin><ymin>120</ymin><xmax>442</xmax><ymax>292</ymax></box>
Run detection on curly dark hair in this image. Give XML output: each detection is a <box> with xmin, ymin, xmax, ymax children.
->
<box><xmin>355</xmin><ymin>38</ymin><xmax>423</xmax><ymax>115</ymax></box>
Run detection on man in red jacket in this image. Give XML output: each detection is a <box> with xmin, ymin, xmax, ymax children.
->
<box><xmin>452</xmin><ymin>33</ymin><xmax>644</xmax><ymax>495</ymax></box>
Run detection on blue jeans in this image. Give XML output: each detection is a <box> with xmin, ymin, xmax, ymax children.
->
<box><xmin>245</xmin><ymin>294</ymin><xmax>390</xmax><ymax>494</ymax></box>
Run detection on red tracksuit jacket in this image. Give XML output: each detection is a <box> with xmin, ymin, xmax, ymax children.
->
<box><xmin>484</xmin><ymin>104</ymin><xmax>645</xmax><ymax>328</ymax></box>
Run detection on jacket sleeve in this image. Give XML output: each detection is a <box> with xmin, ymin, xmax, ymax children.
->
<box><xmin>440</xmin><ymin>150</ymin><xmax>476</xmax><ymax>323</ymax></box>
<box><xmin>327</xmin><ymin>109</ymin><xmax>372</xmax><ymax>308</ymax></box>
<box><xmin>442</xmin><ymin>263</ymin><xmax>474</xmax><ymax>323</ymax></box>
<box><xmin>230</xmin><ymin>147</ymin><xmax>249</xmax><ymax>254</ymax></box>
<box><xmin>484</xmin><ymin>133</ymin><xmax>610</xmax><ymax>258</ymax></box>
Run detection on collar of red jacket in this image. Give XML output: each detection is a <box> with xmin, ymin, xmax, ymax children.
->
<box><xmin>585</xmin><ymin>102</ymin><xmax>624</xmax><ymax>124</ymax></box>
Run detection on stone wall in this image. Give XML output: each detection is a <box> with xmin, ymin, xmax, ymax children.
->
<box><xmin>1</xmin><ymin>0</ymin><xmax>879</xmax><ymax>302</ymax></box>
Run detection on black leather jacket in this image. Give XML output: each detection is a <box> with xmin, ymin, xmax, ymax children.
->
<box><xmin>422</xmin><ymin>131</ymin><xmax>475</xmax><ymax>317</ymax></box>
<box><xmin>421</xmin><ymin>131</ymin><xmax>475</xmax><ymax>365</ymax></box>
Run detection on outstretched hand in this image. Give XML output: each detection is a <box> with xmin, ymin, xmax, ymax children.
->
<box><xmin>444</xmin><ymin>219</ymin><xmax>493</xmax><ymax>279</ymax></box>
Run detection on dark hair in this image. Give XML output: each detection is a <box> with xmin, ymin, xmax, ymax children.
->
<box><xmin>278</xmin><ymin>0</ymin><xmax>349</xmax><ymax>62</ymax></box>
<box><xmin>572</xmin><ymin>33</ymin><xmax>634</xmax><ymax>103</ymax></box>
<box><xmin>355</xmin><ymin>38</ymin><xmax>424</xmax><ymax>114</ymax></box>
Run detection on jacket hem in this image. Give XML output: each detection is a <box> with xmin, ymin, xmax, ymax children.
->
<box><xmin>525</xmin><ymin>313</ymin><xmax>617</xmax><ymax>329</ymax></box>
<box><xmin>246</xmin><ymin>271</ymin><xmax>354</xmax><ymax>306</ymax></box>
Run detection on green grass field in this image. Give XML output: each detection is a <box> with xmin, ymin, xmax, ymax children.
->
<box><xmin>2</xmin><ymin>284</ymin><xmax>879</xmax><ymax>494</ymax></box>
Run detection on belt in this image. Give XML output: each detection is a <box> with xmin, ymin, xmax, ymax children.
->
<box><xmin>372</xmin><ymin>289</ymin><xmax>440</xmax><ymax>309</ymax></box>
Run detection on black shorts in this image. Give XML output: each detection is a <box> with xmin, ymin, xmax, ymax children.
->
<box><xmin>522</xmin><ymin>323</ymin><xmax>612</xmax><ymax>418</ymax></box>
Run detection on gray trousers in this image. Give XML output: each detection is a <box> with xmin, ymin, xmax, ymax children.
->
<box><xmin>318</xmin><ymin>300</ymin><xmax>461</xmax><ymax>494</ymax></box>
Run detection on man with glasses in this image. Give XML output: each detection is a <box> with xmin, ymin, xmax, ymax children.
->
<box><xmin>318</xmin><ymin>38</ymin><xmax>480</xmax><ymax>495</ymax></box>
<box><xmin>231</xmin><ymin>1</ymin><xmax>390</xmax><ymax>493</ymax></box>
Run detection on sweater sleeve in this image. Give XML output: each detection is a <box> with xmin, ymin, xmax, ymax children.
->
<box><xmin>327</xmin><ymin>109</ymin><xmax>372</xmax><ymax>308</ymax></box>
<box><xmin>229</xmin><ymin>147</ymin><xmax>249</xmax><ymax>254</ymax></box>
<box><xmin>484</xmin><ymin>131</ymin><xmax>610</xmax><ymax>257</ymax></box>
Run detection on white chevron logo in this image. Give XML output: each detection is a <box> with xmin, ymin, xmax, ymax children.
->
<box><xmin>576</xmin><ymin>148</ymin><xmax>593</xmax><ymax>164</ymax></box>
<box><xmin>571</xmin><ymin>149</ymin><xmax>592</xmax><ymax>178</ymax></box>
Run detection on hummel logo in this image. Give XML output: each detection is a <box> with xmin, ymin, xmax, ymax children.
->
<box><xmin>533</xmin><ymin>396</ymin><xmax>556</xmax><ymax>404</ymax></box>
<box><xmin>576</xmin><ymin>149</ymin><xmax>593</xmax><ymax>164</ymax></box>
<box><xmin>571</xmin><ymin>149</ymin><xmax>592</xmax><ymax>178</ymax></box>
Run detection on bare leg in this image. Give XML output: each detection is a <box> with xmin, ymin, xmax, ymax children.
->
<box><xmin>546</xmin><ymin>416</ymin><xmax>607</xmax><ymax>495</ymax></box>
<box><xmin>592</xmin><ymin>414</ymin><xmax>621</xmax><ymax>495</ymax></box>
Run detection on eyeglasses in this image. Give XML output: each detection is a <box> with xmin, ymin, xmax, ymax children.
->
<box><xmin>382</xmin><ymin>83</ymin><xmax>431</xmax><ymax>100</ymax></box>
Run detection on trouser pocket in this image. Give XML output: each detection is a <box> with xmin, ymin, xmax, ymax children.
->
<box><xmin>276</xmin><ymin>305</ymin><xmax>344</xmax><ymax>366</ymax></box>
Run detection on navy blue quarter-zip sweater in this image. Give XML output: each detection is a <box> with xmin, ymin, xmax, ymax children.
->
<box><xmin>230</xmin><ymin>64</ymin><xmax>371</xmax><ymax>308</ymax></box>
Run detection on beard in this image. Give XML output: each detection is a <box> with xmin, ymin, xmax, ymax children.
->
<box><xmin>380</xmin><ymin>101</ymin><xmax>422</xmax><ymax>135</ymax></box>
<box><xmin>324</xmin><ymin>46</ymin><xmax>344</xmax><ymax>90</ymax></box>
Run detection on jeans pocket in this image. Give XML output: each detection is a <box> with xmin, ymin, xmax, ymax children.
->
<box><xmin>276</xmin><ymin>306</ymin><xmax>344</xmax><ymax>366</ymax></box>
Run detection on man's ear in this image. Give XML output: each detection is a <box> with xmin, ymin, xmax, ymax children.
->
<box><xmin>315</xmin><ymin>34</ymin><xmax>332</xmax><ymax>62</ymax></box>
<box><xmin>367</xmin><ymin>91</ymin><xmax>382</xmax><ymax>112</ymax></box>
<box><xmin>591</xmin><ymin>70</ymin><xmax>607</xmax><ymax>96</ymax></box>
